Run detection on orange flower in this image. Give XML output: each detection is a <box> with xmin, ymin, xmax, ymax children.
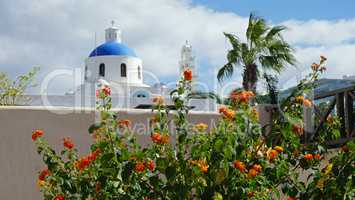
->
<box><xmin>311</xmin><ymin>63</ymin><xmax>320</xmax><ymax>71</ymax></box>
<box><xmin>218</xmin><ymin>106</ymin><xmax>228</xmax><ymax>114</ymax></box>
<box><xmin>88</xmin><ymin>149</ymin><xmax>101</xmax><ymax>161</ymax></box>
<box><xmin>314</xmin><ymin>154</ymin><xmax>321</xmax><ymax>160</ymax></box>
<box><xmin>247</xmin><ymin>192</ymin><xmax>254</xmax><ymax>198</ymax></box>
<box><xmin>304</xmin><ymin>154</ymin><xmax>313</xmax><ymax>160</ymax></box>
<box><xmin>248</xmin><ymin>168</ymin><xmax>258</xmax><ymax>178</ymax></box>
<box><xmin>63</xmin><ymin>137</ymin><xmax>74</xmax><ymax>149</ymax></box>
<box><xmin>37</xmin><ymin>180</ymin><xmax>45</xmax><ymax>188</ymax></box>
<box><xmin>268</xmin><ymin>149</ymin><xmax>279</xmax><ymax>161</ymax></box>
<box><xmin>195</xmin><ymin>123</ymin><xmax>208</xmax><ymax>131</ymax></box>
<box><xmin>183</xmin><ymin>69</ymin><xmax>193</xmax><ymax>81</ymax></box>
<box><xmin>153</xmin><ymin>96</ymin><xmax>164</xmax><ymax>105</ymax></box>
<box><xmin>38</xmin><ymin>169</ymin><xmax>50</xmax><ymax>181</ymax></box>
<box><xmin>161</xmin><ymin>135</ymin><xmax>170</xmax><ymax>144</ymax></box>
<box><xmin>252</xmin><ymin>164</ymin><xmax>262</xmax><ymax>173</ymax></box>
<box><xmin>118</xmin><ymin>119</ymin><xmax>131</xmax><ymax>127</ymax></box>
<box><xmin>199</xmin><ymin>161</ymin><xmax>209</xmax><ymax>173</ymax></box>
<box><xmin>274</xmin><ymin>146</ymin><xmax>283</xmax><ymax>153</ymax></box>
<box><xmin>292</xmin><ymin>124</ymin><xmax>304</xmax><ymax>136</ymax></box>
<box><xmin>32</xmin><ymin>129</ymin><xmax>44</xmax><ymax>141</ymax></box>
<box><xmin>146</xmin><ymin>160</ymin><xmax>155</xmax><ymax>172</ymax></box>
<box><xmin>230</xmin><ymin>91</ymin><xmax>254</xmax><ymax>103</ymax></box>
<box><xmin>295</xmin><ymin>96</ymin><xmax>304</xmax><ymax>103</ymax></box>
<box><xmin>135</xmin><ymin>161</ymin><xmax>146</xmax><ymax>173</ymax></box>
<box><xmin>233</xmin><ymin>160</ymin><xmax>246</xmax><ymax>172</ymax></box>
<box><xmin>190</xmin><ymin>160</ymin><xmax>209</xmax><ymax>173</ymax></box>
<box><xmin>75</xmin><ymin>149</ymin><xmax>100</xmax><ymax>171</ymax></box>
<box><xmin>151</xmin><ymin>132</ymin><xmax>162</xmax><ymax>143</ymax></box>
<box><xmin>151</xmin><ymin>132</ymin><xmax>169</xmax><ymax>144</ymax></box>
<box><xmin>303</xmin><ymin>99</ymin><xmax>312</xmax><ymax>107</ymax></box>
<box><xmin>219</xmin><ymin>106</ymin><xmax>235</xmax><ymax>120</ymax></box>
<box><xmin>54</xmin><ymin>195</ymin><xmax>65</xmax><ymax>200</ymax></box>
<box><xmin>224</xmin><ymin>109</ymin><xmax>236</xmax><ymax>120</ymax></box>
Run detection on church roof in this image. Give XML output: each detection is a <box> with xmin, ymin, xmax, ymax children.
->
<box><xmin>89</xmin><ymin>41</ymin><xmax>137</xmax><ymax>57</ymax></box>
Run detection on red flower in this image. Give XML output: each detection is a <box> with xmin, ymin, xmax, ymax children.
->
<box><xmin>88</xmin><ymin>149</ymin><xmax>101</xmax><ymax>161</ymax></box>
<box><xmin>75</xmin><ymin>156</ymin><xmax>91</xmax><ymax>170</ymax></box>
<box><xmin>38</xmin><ymin>169</ymin><xmax>50</xmax><ymax>181</ymax></box>
<box><xmin>102</xmin><ymin>86</ymin><xmax>111</xmax><ymax>96</ymax></box>
<box><xmin>146</xmin><ymin>160</ymin><xmax>155</xmax><ymax>172</ymax></box>
<box><xmin>63</xmin><ymin>137</ymin><xmax>74</xmax><ymax>149</ymax></box>
<box><xmin>304</xmin><ymin>154</ymin><xmax>313</xmax><ymax>160</ymax></box>
<box><xmin>183</xmin><ymin>69</ymin><xmax>193</xmax><ymax>81</ymax></box>
<box><xmin>135</xmin><ymin>161</ymin><xmax>145</xmax><ymax>173</ymax></box>
<box><xmin>54</xmin><ymin>195</ymin><xmax>65</xmax><ymax>200</ymax></box>
<box><xmin>96</xmin><ymin>89</ymin><xmax>100</xmax><ymax>98</ymax></box>
<box><xmin>287</xmin><ymin>197</ymin><xmax>296</xmax><ymax>200</ymax></box>
<box><xmin>32</xmin><ymin>129</ymin><xmax>44</xmax><ymax>141</ymax></box>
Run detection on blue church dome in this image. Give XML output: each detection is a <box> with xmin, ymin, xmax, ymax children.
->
<box><xmin>89</xmin><ymin>42</ymin><xmax>137</xmax><ymax>57</ymax></box>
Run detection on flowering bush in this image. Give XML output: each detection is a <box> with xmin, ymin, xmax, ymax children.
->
<box><xmin>33</xmin><ymin>58</ymin><xmax>354</xmax><ymax>200</ymax></box>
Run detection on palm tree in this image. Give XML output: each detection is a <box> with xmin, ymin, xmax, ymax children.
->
<box><xmin>217</xmin><ymin>13</ymin><xmax>296</xmax><ymax>93</ymax></box>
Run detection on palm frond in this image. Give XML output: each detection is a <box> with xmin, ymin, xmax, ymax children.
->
<box><xmin>187</xmin><ymin>91</ymin><xmax>223</xmax><ymax>104</ymax></box>
<box><xmin>265</xmin><ymin>25</ymin><xmax>286</xmax><ymax>41</ymax></box>
<box><xmin>217</xmin><ymin>63</ymin><xmax>234</xmax><ymax>83</ymax></box>
<box><xmin>223</xmin><ymin>32</ymin><xmax>242</xmax><ymax>50</ymax></box>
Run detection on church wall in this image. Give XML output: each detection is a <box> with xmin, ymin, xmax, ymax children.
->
<box><xmin>85</xmin><ymin>56</ymin><xmax>143</xmax><ymax>85</ymax></box>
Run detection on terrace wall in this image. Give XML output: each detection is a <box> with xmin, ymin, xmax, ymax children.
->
<box><xmin>0</xmin><ymin>106</ymin><xmax>220</xmax><ymax>200</ymax></box>
<box><xmin>0</xmin><ymin>106</ymin><xmax>335</xmax><ymax>199</ymax></box>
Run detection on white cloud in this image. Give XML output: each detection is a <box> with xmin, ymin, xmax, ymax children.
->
<box><xmin>0</xmin><ymin>0</ymin><xmax>355</xmax><ymax>94</ymax></box>
<box><xmin>282</xmin><ymin>19</ymin><xmax>355</xmax><ymax>46</ymax></box>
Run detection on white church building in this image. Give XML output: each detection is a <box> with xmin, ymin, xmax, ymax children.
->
<box><xmin>26</xmin><ymin>22</ymin><xmax>216</xmax><ymax>111</ymax></box>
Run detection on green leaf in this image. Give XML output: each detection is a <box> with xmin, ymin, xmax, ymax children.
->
<box><xmin>165</xmin><ymin>166</ymin><xmax>176</xmax><ymax>181</ymax></box>
<box><xmin>213</xmin><ymin>192</ymin><xmax>223</xmax><ymax>200</ymax></box>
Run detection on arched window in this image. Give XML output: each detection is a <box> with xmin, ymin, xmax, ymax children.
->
<box><xmin>99</xmin><ymin>63</ymin><xmax>105</xmax><ymax>77</ymax></box>
<box><xmin>121</xmin><ymin>63</ymin><xmax>127</xmax><ymax>77</ymax></box>
<box><xmin>138</xmin><ymin>66</ymin><xmax>141</xmax><ymax>79</ymax></box>
<box><xmin>84</xmin><ymin>65</ymin><xmax>88</xmax><ymax>80</ymax></box>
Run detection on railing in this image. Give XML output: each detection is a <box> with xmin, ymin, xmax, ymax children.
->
<box><xmin>310</xmin><ymin>85</ymin><xmax>355</xmax><ymax>146</ymax></box>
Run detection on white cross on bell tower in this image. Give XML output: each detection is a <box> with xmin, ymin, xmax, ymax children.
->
<box><xmin>105</xmin><ymin>20</ymin><xmax>122</xmax><ymax>43</ymax></box>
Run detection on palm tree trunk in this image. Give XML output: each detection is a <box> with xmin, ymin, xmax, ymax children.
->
<box><xmin>242</xmin><ymin>64</ymin><xmax>258</xmax><ymax>93</ymax></box>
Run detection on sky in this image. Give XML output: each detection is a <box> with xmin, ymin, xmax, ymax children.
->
<box><xmin>1</xmin><ymin>0</ymin><xmax>355</xmax><ymax>94</ymax></box>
